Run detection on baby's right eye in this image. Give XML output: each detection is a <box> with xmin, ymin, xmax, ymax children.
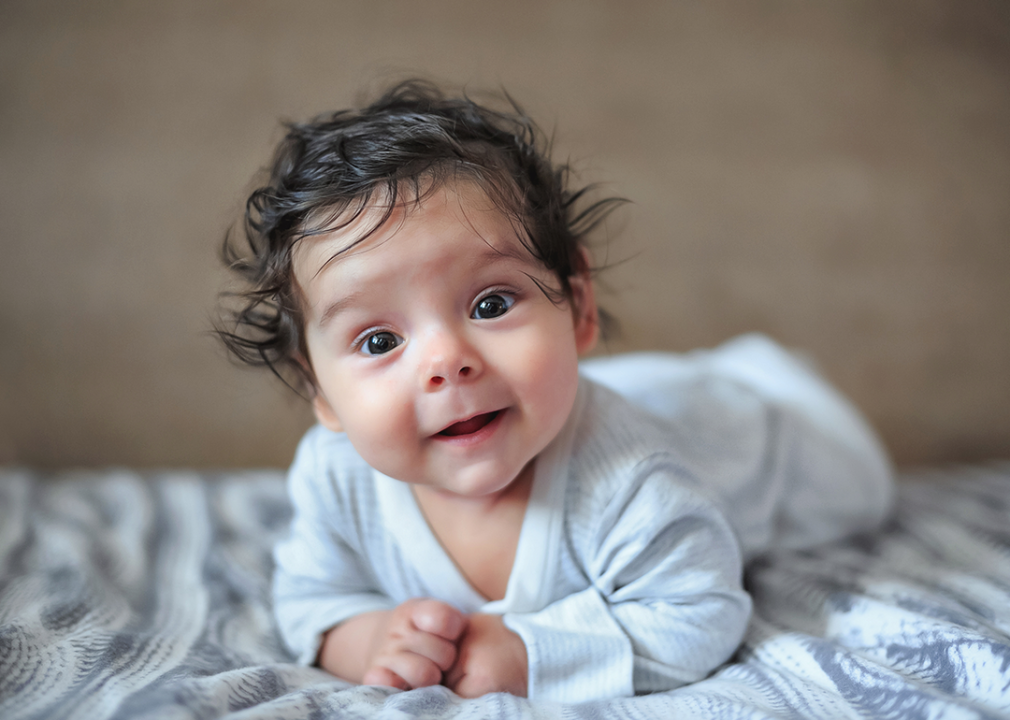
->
<box><xmin>362</xmin><ymin>331</ymin><xmax>402</xmax><ymax>356</ymax></box>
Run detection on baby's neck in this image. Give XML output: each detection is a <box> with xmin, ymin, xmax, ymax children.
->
<box><xmin>412</xmin><ymin>463</ymin><xmax>534</xmax><ymax>601</ymax></box>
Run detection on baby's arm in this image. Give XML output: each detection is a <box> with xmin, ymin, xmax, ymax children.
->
<box><xmin>503</xmin><ymin>463</ymin><xmax>751</xmax><ymax>702</ymax></box>
<box><xmin>273</xmin><ymin>431</ymin><xmax>407</xmax><ymax>670</ymax></box>
<box><xmin>318</xmin><ymin>599</ymin><xmax>466</xmax><ymax>690</ymax></box>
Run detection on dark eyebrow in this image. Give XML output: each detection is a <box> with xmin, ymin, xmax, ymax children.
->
<box><xmin>314</xmin><ymin>240</ymin><xmax>538</xmax><ymax>328</ymax></box>
<box><xmin>317</xmin><ymin>291</ymin><xmax>363</xmax><ymax>328</ymax></box>
<box><xmin>474</xmin><ymin>238</ymin><xmax>537</xmax><ymax>266</ymax></box>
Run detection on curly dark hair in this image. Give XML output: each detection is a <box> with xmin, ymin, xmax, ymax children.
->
<box><xmin>217</xmin><ymin>79</ymin><xmax>624</xmax><ymax>391</ymax></box>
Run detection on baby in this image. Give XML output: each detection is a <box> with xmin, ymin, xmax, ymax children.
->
<box><xmin>218</xmin><ymin>80</ymin><xmax>894</xmax><ymax>702</ymax></box>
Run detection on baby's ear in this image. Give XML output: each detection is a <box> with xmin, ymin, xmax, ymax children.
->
<box><xmin>311</xmin><ymin>392</ymin><xmax>344</xmax><ymax>433</ymax></box>
<box><xmin>571</xmin><ymin>247</ymin><xmax>599</xmax><ymax>354</ymax></box>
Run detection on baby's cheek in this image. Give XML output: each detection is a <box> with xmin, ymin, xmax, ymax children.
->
<box><xmin>340</xmin><ymin>395</ymin><xmax>417</xmax><ymax>471</ymax></box>
<box><xmin>525</xmin><ymin>333</ymin><xmax>579</xmax><ymax>395</ymax></box>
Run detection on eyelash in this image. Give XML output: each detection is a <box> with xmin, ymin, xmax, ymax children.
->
<box><xmin>353</xmin><ymin>327</ymin><xmax>402</xmax><ymax>356</ymax></box>
<box><xmin>471</xmin><ymin>287</ymin><xmax>518</xmax><ymax>319</ymax></box>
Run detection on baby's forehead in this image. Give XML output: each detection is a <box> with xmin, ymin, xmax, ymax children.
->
<box><xmin>293</xmin><ymin>181</ymin><xmax>533</xmax><ymax>279</ymax></box>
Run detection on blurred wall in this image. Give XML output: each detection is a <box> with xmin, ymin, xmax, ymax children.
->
<box><xmin>1</xmin><ymin>0</ymin><xmax>1007</xmax><ymax>468</ymax></box>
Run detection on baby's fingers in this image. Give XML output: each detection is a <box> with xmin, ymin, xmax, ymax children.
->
<box><xmin>409</xmin><ymin>599</ymin><xmax>466</xmax><ymax>642</ymax></box>
<box><xmin>367</xmin><ymin>652</ymin><xmax>442</xmax><ymax>690</ymax></box>
<box><xmin>408</xmin><ymin>628</ymin><xmax>459</xmax><ymax>671</ymax></box>
<box><xmin>362</xmin><ymin>665</ymin><xmax>409</xmax><ymax>691</ymax></box>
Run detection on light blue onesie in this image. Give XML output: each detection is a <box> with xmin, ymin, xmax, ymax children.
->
<box><xmin>273</xmin><ymin>334</ymin><xmax>894</xmax><ymax>702</ymax></box>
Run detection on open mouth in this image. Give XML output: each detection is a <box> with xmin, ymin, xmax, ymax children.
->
<box><xmin>438</xmin><ymin>411</ymin><xmax>501</xmax><ymax>437</ymax></box>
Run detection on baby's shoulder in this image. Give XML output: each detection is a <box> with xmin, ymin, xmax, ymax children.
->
<box><xmin>563</xmin><ymin>381</ymin><xmax>698</xmax><ymax>500</ymax></box>
<box><xmin>287</xmin><ymin>424</ymin><xmax>377</xmax><ymax>498</ymax></box>
<box><xmin>565</xmin><ymin>375</ymin><xmax>776</xmax><ymax>514</ymax></box>
<box><xmin>574</xmin><ymin>373</ymin><xmax>772</xmax><ymax>466</ymax></box>
<box><xmin>558</xmin><ymin>381</ymin><xmax>743</xmax><ymax>552</ymax></box>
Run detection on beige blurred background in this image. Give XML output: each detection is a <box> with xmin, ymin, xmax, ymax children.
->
<box><xmin>1</xmin><ymin>0</ymin><xmax>1007</xmax><ymax>469</ymax></box>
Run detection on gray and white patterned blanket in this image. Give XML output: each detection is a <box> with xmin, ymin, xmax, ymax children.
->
<box><xmin>1</xmin><ymin>465</ymin><xmax>1008</xmax><ymax>720</ymax></box>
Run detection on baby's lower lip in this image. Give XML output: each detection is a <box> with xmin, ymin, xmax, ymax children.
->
<box><xmin>438</xmin><ymin>411</ymin><xmax>501</xmax><ymax>437</ymax></box>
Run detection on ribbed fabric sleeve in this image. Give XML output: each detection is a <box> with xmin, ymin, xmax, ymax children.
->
<box><xmin>504</xmin><ymin>457</ymin><xmax>750</xmax><ymax>701</ymax></box>
<box><xmin>272</xmin><ymin>432</ymin><xmax>397</xmax><ymax>665</ymax></box>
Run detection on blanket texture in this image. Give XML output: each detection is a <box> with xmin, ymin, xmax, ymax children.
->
<box><xmin>1</xmin><ymin>465</ymin><xmax>1008</xmax><ymax>719</ymax></box>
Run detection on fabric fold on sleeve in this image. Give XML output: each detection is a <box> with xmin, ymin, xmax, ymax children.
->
<box><xmin>506</xmin><ymin>456</ymin><xmax>751</xmax><ymax>701</ymax></box>
<box><xmin>504</xmin><ymin>586</ymin><xmax>634</xmax><ymax>702</ymax></box>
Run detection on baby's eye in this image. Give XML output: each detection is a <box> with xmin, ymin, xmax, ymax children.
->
<box><xmin>362</xmin><ymin>331</ymin><xmax>402</xmax><ymax>356</ymax></box>
<box><xmin>472</xmin><ymin>294</ymin><xmax>514</xmax><ymax>320</ymax></box>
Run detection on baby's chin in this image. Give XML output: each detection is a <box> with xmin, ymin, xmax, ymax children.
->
<box><xmin>413</xmin><ymin>460</ymin><xmax>536</xmax><ymax>500</ymax></box>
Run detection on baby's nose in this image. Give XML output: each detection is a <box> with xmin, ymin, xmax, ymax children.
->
<box><xmin>421</xmin><ymin>333</ymin><xmax>482</xmax><ymax>390</ymax></box>
<box><xmin>428</xmin><ymin>365</ymin><xmax>472</xmax><ymax>387</ymax></box>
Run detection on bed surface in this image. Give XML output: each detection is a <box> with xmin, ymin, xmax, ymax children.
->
<box><xmin>1</xmin><ymin>465</ymin><xmax>1008</xmax><ymax>720</ymax></box>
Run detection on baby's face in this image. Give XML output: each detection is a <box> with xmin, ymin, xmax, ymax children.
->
<box><xmin>293</xmin><ymin>182</ymin><xmax>596</xmax><ymax>498</ymax></box>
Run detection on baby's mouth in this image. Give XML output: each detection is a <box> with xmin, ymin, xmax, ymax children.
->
<box><xmin>438</xmin><ymin>411</ymin><xmax>500</xmax><ymax>437</ymax></box>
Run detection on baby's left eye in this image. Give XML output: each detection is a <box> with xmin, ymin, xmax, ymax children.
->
<box><xmin>472</xmin><ymin>294</ymin><xmax>514</xmax><ymax>320</ymax></box>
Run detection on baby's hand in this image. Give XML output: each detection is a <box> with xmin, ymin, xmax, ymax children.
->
<box><xmin>361</xmin><ymin>598</ymin><xmax>467</xmax><ymax>691</ymax></box>
<box><xmin>444</xmin><ymin>613</ymin><xmax>528</xmax><ymax>698</ymax></box>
